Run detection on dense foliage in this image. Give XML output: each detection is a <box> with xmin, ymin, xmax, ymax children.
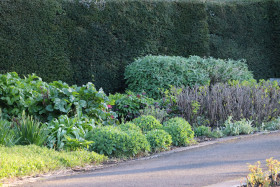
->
<box><xmin>0</xmin><ymin>145</ymin><xmax>107</xmax><ymax>179</ymax></box>
<box><xmin>1</xmin><ymin>0</ymin><xmax>278</xmax><ymax>92</ymax></box>
<box><xmin>0</xmin><ymin>72</ymin><xmax>116</xmax><ymax>123</ymax></box>
<box><xmin>109</xmin><ymin>91</ymin><xmax>154</xmax><ymax>121</ymax></box>
<box><xmin>223</xmin><ymin>117</ymin><xmax>255</xmax><ymax>136</ymax></box>
<box><xmin>88</xmin><ymin>126</ymin><xmax>150</xmax><ymax>157</ymax></box>
<box><xmin>132</xmin><ymin>115</ymin><xmax>163</xmax><ymax>132</ymax></box>
<box><xmin>163</xmin><ymin>117</ymin><xmax>194</xmax><ymax>146</ymax></box>
<box><xmin>146</xmin><ymin>129</ymin><xmax>172</xmax><ymax>151</ymax></box>
<box><xmin>125</xmin><ymin>55</ymin><xmax>253</xmax><ymax>98</ymax></box>
<box><xmin>174</xmin><ymin>80</ymin><xmax>280</xmax><ymax>126</ymax></box>
<box><xmin>0</xmin><ymin>0</ymin><xmax>209</xmax><ymax>93</ymax></box>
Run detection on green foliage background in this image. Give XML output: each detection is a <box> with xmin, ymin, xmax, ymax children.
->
<box><xmin>0</xmin><ymin>0</ymin><xmax>279</xmax><ymax>93</ymax></box>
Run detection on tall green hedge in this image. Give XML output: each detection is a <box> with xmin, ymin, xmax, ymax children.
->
<box><xmin>0</xmin><ymin>0</ymin><xmax>279</xmax><ymax>93</ymax></box>
<box><xmin>207</xmin><ymin>0</ymin><xmax>279</xmax><ymax>80</ymax></box>
<box><xmin>0</xmin><ymin>0</ymin><xmax>209</xmax><ymax>93</ymax></box>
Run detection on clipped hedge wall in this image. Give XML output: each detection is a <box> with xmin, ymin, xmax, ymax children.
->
<box><xmin>0</xmin><ymin>0</ymin><xmax>209</xmax><ymax>93</ymax></box>
<box><xmin>0</xmin><ymin>0</ymin><xmax>279</xmax><ymax>93</ymax></box>
<box><xmin>207</xmin><ymin>0</ymin><xmax>280</xmax><ymax>79</ymax></box>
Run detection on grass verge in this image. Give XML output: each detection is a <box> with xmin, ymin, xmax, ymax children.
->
<box><xmin>0</xmin><ymin>145</ymin><xmax>107</xmax><ymax>181</ymax></box>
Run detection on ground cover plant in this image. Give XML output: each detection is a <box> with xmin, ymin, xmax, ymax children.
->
<box><xmin>0</xmin><ymin>145</ymin><xmax>107</xmax><ymax>180</ymax></box>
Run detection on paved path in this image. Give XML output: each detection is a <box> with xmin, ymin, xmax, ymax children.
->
<box><xmin>23</xmin><ymin>132</ymin><xmax>280</xmax><ymax>187</ymax></box>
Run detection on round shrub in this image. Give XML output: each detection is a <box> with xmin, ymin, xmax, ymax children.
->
<box><xmin>89</xmin><ymin>126</ymin><xmax>150</xmax><ymax>157</ymax></box>
<box><xmin>125</xmin><ymin>130</ymin><xmax>151</xmax><ymax>156</ymax></box>
<box><xmin>163</xmin><ymin>117</ymin><xmax>194</xmax><ymax>146</ymax></box>
<box><xmin>132</xmin><ymin>115</ymin><xmax>162</xmax><ymax>132</ymax></box>
<box><xmin>194</xmin><ymin>125</ymin><xmax>211</xmax><ymax>137</ymax></box>
<box><xmin>124</xmin><ymin>55</ymin><xmax>253</xmax><ymax>99</ymax></box>
<box><xmin>125</xmin><ymin>55</ymin><xmax>209</xmax><ymax>98</ymax></box>
<box><xmin>119</xmin><ymin>122</ymin><xmax>142</xmax><ymax>132</ymax></box>
<box><xmin>146</xmin><ymin>129</ymin><xmax>172</xmax><ymax>151</ymax></box>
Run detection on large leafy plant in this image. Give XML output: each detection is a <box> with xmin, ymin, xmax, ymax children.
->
<box><xmin>46</xmin><ymin>112</ymin><xmax>96</xmax><ymax>150</ymax></box>
<box><xmin>109</xmin><ymin>91</ymin><xmax>154</xmax><ymax>122</ymax></box>
<box><xmin>0</xmin><ymin>72</ymin><xmax>116</xmax><ymax>125</ymax></box>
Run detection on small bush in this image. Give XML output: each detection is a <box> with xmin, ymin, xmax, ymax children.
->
<box><xmin>194</xmin><ymin>126</ymin><xmax>224</xmax><ymax>138</ymax></box>
<box><xmin>109</xmin><ymin>91</ymin><xmax>154</xmax><ymax>122</ymax></box>
<box><xmin>146</xmin><ymin>129</ymin><xmax>172</xmax><ymax>151</ymax></box>
<box><xmin>139</xmin><ymin>105</ymin><xmax>168</xmax><ymax>123</ymax></box>
<box><xmin>263</xmin><ymin>117</ymin><xmax>280</xmax><ymax>131</ymax></box>
<box><xmin>132</xmin><ymin>115</ymin><xmax>162</xmax><ymax>132</ymax></box>
<box><xmin>119</xmin><ymin>122</ymin><xmax>142</xmax><ymax>132</ymax></box>
<box><xmin>46</xmin><ymin>114</ymin><xmax>96</xmax><ymax>150</ymax></box>
<box><xmin>163</xmin><ymin>117</ymin><xmax>194</xmax><ymax>146</ymax></box>
<box><xmin>223</xmin><ymin>116</ymin><xmax>255</xmax><ymax>136</ymax></box>
<box><xmin>194</xmin><ymin>126</ymin><xmax>212</xmax><ymax>137</ymax></box>
<box><xmin>89</xmin><ymin>126</ymin><xmax>150</xmax><ymax>157</ymax></box>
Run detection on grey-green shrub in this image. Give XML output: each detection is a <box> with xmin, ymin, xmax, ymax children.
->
<box><xmin>89</xmin><ymin>126</ymin><xmax>150</xmax><ymax>157</ymax></box>
<box><xmin>146</xmin><ymin>129</ymin><xmax>172</xmax><ymax>151</ymax></box>
<box><xmin>132</xmin><ymin>115</ymin><xmax>163</xmax><ymax>132</ymax></box>
<box><xmin>223</xmin><ymin>116</ymin><xmax>255</xmax><ymax>136</ymax></box>
<box><xmin>263</xmin><ymin>117</ymin><xmax>280</xmax><ymax>131</ymax></box>
<box><xmin>194</xmin><ymin>125</ymin><xmax>212</xmax><ymax>137</ymax></box>
<box><xmin>163</xmin><ymin>117</ymin><xmax>194</xmax><ymax>146</ymax></box>
<box><xmin>188</xmin><ymin>56</ymin><xmax>253</xmax><ymax>85</ymax></box>
<box><xmin>124</xmin><ymin>55</ymin><xmax>253</xmax><ymax>99</ymax></box>
<box><xmin>139</xmin><ymin>105</ymin><xmax>168</xmax><ymax>123</ymax></box>
<box><xmin>125</xmin><ymin>55</ymin><xmax>209</xmax><ymax>98</ymax></box>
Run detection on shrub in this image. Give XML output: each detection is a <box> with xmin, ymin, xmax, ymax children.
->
<box><xmin>263</xmin><ymin>117</ymin><xmax>280</xmax><ymax>131</ymax></box>
<box><xmin>139</xmin><ymin>105</ymin><xmax>168</xmax><ymax>123</ymax></box>
<box><xmin>163</xmin><ymin>117</ymin><xmax>194</xmax><ymax>146</ymax></box>
<box><xmin>125</xmin><ymin>55</ymin><xmax>209</xmax><ymax>98</ymax></box>
<box><xmin>223</xmin><ymin>116</ymin><xmax>255</xmax><ymax>136</ymax></box>
<box><xmin>124</xmin><ymin>55</ymin><xmax>253</xmax><ymax>99</ymax></box>
<box><xmin>194</xmin><ymin>126</ymin><xmax>212</xmax><ymax>137</ymax></box>
<box><xmin>109</xmin><ymin>91</ymin><xmax>154</xmax><ymax>122</ymax></box>
<box><xmin>187</xmin><ymin>56</ymin><xmax>253</xmax><ymax>85</ymax></box>
<box><xmin>46</xmin><ymin>114</ymin><xmax>96</xmax><ymax>150</ymax></box>
<box><xmin>132</xmin><ymin>115</ymin><xmax>162</xmax><ymax>132</ymax></box>
<box><xmin>125</xmin><ymin>130</ymin><xmax>151</xmax><ymax>157</ymax></box>
<box><xmin>89</xmin><ymin>126</ymin><xmax>150</xmax><ymax>157</ymax></box>
<box><xmin>119</xmin><ymin>122</ymin><xmax>142</xmax><ymax>132</ymax></box>
<box><xmin>0</xmin><ymin>72</ymin><xmax>116</xmax><ymax>124</ymax></box>
<box><xmin>174</xmin><ymin>80</ymin><xmax>280</xmax><ymax>126</ymax></box>
<box><xmin>146</xmin><ymin>129</ymin><xmax>172</xmax><ymax>151</ymax></box>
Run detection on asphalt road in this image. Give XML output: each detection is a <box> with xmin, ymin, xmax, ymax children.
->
<box><xmin>23</xmin><ymin>132</ymin><xmax>280</xmax><ymax>187</ymax></box>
